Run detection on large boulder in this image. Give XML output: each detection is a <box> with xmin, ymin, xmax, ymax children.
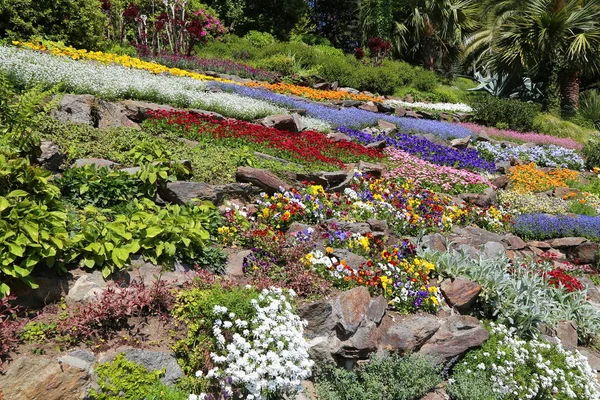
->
<box><xmin>37</xmin><ymin>140</ymin><xmax>66</xmax><ymax>171</ymax></box>
<box><xmin>51</xmin><ymin>94</ymin><xmax>95</xmax><ymax>125</ymax></box>
<box><xmin>376</xmin><ymin>314</ymin><xmax>441</xmax><ymax>355</ymax></box>
<box><xmin>158</xmin><ymin>181</ymin><xmax>255</xmax><ymax>205</ymax></box>
<box><xmin>260</xmin><ymin>114</ymin><xmax>303</xmax><ymax>132</ymax></box>
<box><xmin>440</xmin><ymin>278</ymin><xmax>481</xmax><ymax>313</ymax></box>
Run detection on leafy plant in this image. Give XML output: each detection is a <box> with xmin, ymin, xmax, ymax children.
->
<box><xmin>579</xmin><ymin>90</ymin><xmax>600</xmax><ymax>129</ymax></box>
<box><xmin>315</xmin><ymin>354</ymin><xmax>442</xmax><ymax>400</ymax></box>
<box><xmin>21</xmin><ymin>321</ymin><xmax>57</xmax><ymax>344</ymax></box>
<box><xmin>90</xmin><ymin>353</ymin><xmax>166</xmax><ymax>400</ymax></box>
<box><xmin>471</xmin><ymin>96</ymin><xmax>541</xmax><ymax>132</ymax></box>
<box><xmin>583</xmin><ymin>134</ymin><xmax>600</xmax><ymax>170</ymax></box>
<box><xmin>0</xmin><ymin>295</ymin><xmax>23</xmax><ymax>365</ymax></box>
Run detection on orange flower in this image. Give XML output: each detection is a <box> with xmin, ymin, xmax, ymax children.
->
<box><xmin>508</xmin><ymin>163</ymin><xmax>578</xmax><ymax>193</ymax></box>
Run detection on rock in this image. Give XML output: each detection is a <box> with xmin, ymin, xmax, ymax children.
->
<box><xmin>37</xmin><ymin>140</ymin><xmax>66</xmax><ymax>171</ymax></box>
<box><xmin>331</xmin><ymin>249</ymin><xmax>368</xmax><ymax>271</ymax></box>
<box><xmin>421</xmin><ymin>233</ymin><xmax>448</xmax><ymax>253</ymax></box>
<box><xmin>95</xmin><ymin>100</ymin><xmax>141</xmax><ymax>129</ymax></box>
<box><xmin>354</xmin><ymin>161</ymin><xmax>386</xmax><ymax>178</ymax></box>
<box><xmin>118</xmin><ymin>99</ymin><xmax>174</xmax><ymax>123</ymax></box>
<box><xmin>376</xmin><ymin>103</ymin><xmax>396</xmax><ymax>114</ymax></box>
<box><xmin>236</xmin><ymin>167</ymin><xmax>292</xmax><ymax>195</ymax></box>
<box><xmin>377</xmin><ymin>314</ymin><xmax>441</xmax><ymax>355</ymax></box>
<box><xmin>326</xmin><ymin>131</ymin><xmax>353</xmax><ymax>142</ymax></box>
<box><xmin>496</xmin><ymin>161</ymin><xmax>511</xmax><ymax>174</ymax></box>
<box><xmin>260</xmin><ymin>114</ymin><xmax>302</xmax><ymax>132</ymax></box>
<box><xmin>569</xmin><ymin>242</ymin><xmax>599</xmax><ymax>264</ymax></box>
<box><xmin>120</xmin><ymin>348</ymin><xmax>183</xmax><ymax>385</ymax></box>
<box><xmin>403</xmin><ymin>94</ymin><xmax>414</xmax><ymax>103</ymax></box>
<box><xmin>189</xmin><ymin>109</ymin><xmax>225</xmax><ymax>120</ymax></box>
<box><xmin>458</xmin><ymin>191</ymin><xmax>495</xmax><ymax>208</ymax></box>
<box><xmin>159</xmin><ymin>181</ymin><xmax>255</xmax><ymax>205</ymax></box>
<box><xmin>0</xmin><ymin>355</ymin><xmax>91</xmax><ymax>400</ymax></box>
<box><xmin>300</xmin><ymin>301</ymin><xmax>336</xmax><ymax>338</ymax></box>
<box><xmin>553</xmin><ymin>187</ymin><xmax>580</xmax><ymax>199</ymax></box>
<box><xmin>367</xmin><ymin>219</ymin><xmax>388</xmax><ymax>234</ymax></box>
<box><xmin>578</xmin><ymin>348</ymin><xmax>600</xmax><ymax>371</ymax></box>
<box><xmin>549</xmin><ymin>237</ymin><xmax>587</xmax><ymax>248</ymax></box>
<box><xmin>339</xmin><ymin>87</ymin><xmax>360</xmax><ymax>94</ymax></box>
<box><xmin>11</xmin><ymin>275</ymin><xmax>70</xmax><ymax>309</ymax></box>
<box><xmin>342</xmin><ymin>100</ymin><xmax>361</xmax><ymax>108</ymax></box>
<box><xmin>51</xmin><ymin>94</ymin><xmax>95</xmax><ymax>125</ymax></box>
<box><xmin>418</xmin><ymin>315</ymin><xmax>489</xmax><ymax>364</ymax></box>
<box><xmin>71</xmin><ymin>158</ymin><xmax>120</xmax><ymax>169</ymax></box>
<box><xmin>405</xmin><ymin>110</ymin><xmax>421</xmax><ymax>119</ymax></box>
<box><xmin>57</xmin><ymin>350</ymin><xmax>96</xmax><ymax>374</ymax></box>
<box><xmin>296</xmin><ymin>171</ymin><xmax>349</xmax><ymax>190</ymax></box>
<box><xmin>450</xmin><ymin>137</ymin><xmax>471</xmax><ymax>149</ymax></box>
<box><xmin>541</xmin><ymin>321</ymin><xmax>578</xmax><ymax>349</ymax></box>
<box><xmin>327</xmin><ymin>220</ymin><xmax>372</xmax><ymax>235</ymax></box>
<box><xmin>503</xmin><ymin>234</ymin><xmax>527</xmax><ymax>250</ymax></box>
<box><xmin>367</xmin><ymin>296</ymin><xmax>388</xmax><ymax>324</ymax></box>
<box><xmin>377</xmin><ymin>119</ymin><xmax>397</xmax><ymax>131</ymax></box>
<box><xmin>358</xmin><ymin>102</ymin><xmax>379</xmax><ymax>113</ymax></box>
<box><xmin>492</xmin><ymin>175</ymin><xmax>509</xmax><ymax>190</ymax></box>
<box><xmin>335</xmin><ymin>287</ymin><xmax>374</xmax><ymax>337</ymax></box>
<box><xmin>290</xmin><ymin>108</ymin><xmax>307</xmax><ymax>116</ymax></box>
<box><xmin>66</xmin><ymin>273</ymin><xmax>105</xmax><ymax>303</ymax></box>
<box><xmin>451</xmin><ymin>226</ymin><xmax>504</xmax><ymax>249</ymax></box>
<box><xmin>396</xmin><ymin>107</ymin><xmax>407</xmax><ymax>117</ymax></box>
<box><xmin>226</xmin><ymin>250</ymin><xmax>252</xmax><ymax>277</ymax></box>
<box><xmin>296</xmin><ymin>380</ymin><xmax>318</xmax><ymax>400</ymax></box>
<box><xmin>528</xmin><ymin>240</ymin><xmax>552</xmax><ymax>249</ymax></box>
<box><xmin>440</xmin><ymin>278</ymin><xmax>481</xmax><ymax>313</ymax></box>
<box><xmin>313</xmin><ymin>82</ymin><xmax>330</xmax><ymax>90</ymax></box>
<box><xmin>292</xmin><ymin>113</ymin><xmax>305</xmax><ymax>132</ymax></box>
<box><xmin>306</xmin><ymin>336</ymin><xmax>338</xmax><ymax>365</ymax></box>
<box><xmin>365</xmin><ymin>140</ymin><xmax>387</xmax><ymax>149</ymax></box>
<box><xmin>578</xmin><ymin>276</ymin><xmax>600</xmax><ymax>304</ymax></box>
<box><xmin>483</xmin><ymin>241</ymin><xmax>506</xmax><ymax>259</ymax></box>
<box><xmin>416</xmin><ymin>110</ymin><xmax>435</xmax><ymax>119</ymax></box>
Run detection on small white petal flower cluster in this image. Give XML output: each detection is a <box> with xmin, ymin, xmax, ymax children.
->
<box><xmin>461</xmin><ymin>323</ymin><xmax>600</xmax><ymax>400</ymax></box>
<box><xmin>0</xmin><ymin>46</ymin><xmax>330</xmax><ymax>132</ymax></box>
<box><xmin>191</xmin><ymin>287</ymin><xmax>314</xmax><ymax>400</ymax></box>
<box><xmin>384</xmin><ymin>99</ymin><xmax>473</xmax><ymax>113</ymax></box>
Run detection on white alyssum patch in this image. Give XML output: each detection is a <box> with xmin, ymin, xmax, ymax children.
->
<box><xmin>190</xmin><ymin>287</ymin><xmax>313</xmax><ymax>400</ymax></box>
<box><xmin>0</xmin><ymin>45</ymin><xmax>326</xmax><ymax>131</ymax></box>
<box><xmin>461</xmin><ymin>323</ymin><xmax>600</xmax><ymax>400</ymax></box>
<box><xmin>384</xmin><ymin>99</ymin><xmax>473</xmax><ymax>113</ymax></box>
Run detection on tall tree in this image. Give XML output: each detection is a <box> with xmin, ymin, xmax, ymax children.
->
<box><xmin>466</xmin><ymin>0</ymin><xmax>600</xmax><ymax>113</ymax></box>
<box><xmin>308</xmin><ymin>0</ymin><xmax>362</xmax><ymax>51</ymax></box>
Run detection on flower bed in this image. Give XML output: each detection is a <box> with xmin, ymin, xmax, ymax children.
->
<box><xmin>458</xmin><ymin>122</ymin><xmax>583</xmax><ymax>150</ymax></box>
<box><xmin>384</xmin><ymin>99</ymin><xmax>473</xmax><ymax>113</ymax></box>
<box><xmin>146</xmin><ymin>110</ymin><xmax>381</xmax><ymax>168</ymax></box>
<box><xmin>338</xmin><ymin>126</ymin><xmax>495</xmax><ymax>172</ymax></box>
<box><xmin>498</xmin><ymin>190</ymin><xmax>569</xmax><ymax>215</ymax></box>
<box><xmin>508</xmin><ymin>163</ymin><xmax>579</xmax><ymax>193</ymax></box>
<box><xmin>386</xmin><ymin>148</ymin><xmax>493</xmax><ymax>194</ymax></box>
<box><xmin>476</xmin><ymin>142</ymin><xmax>583</xmax><ymax>170</ymax></box>
<box><xmin>213</xmin><ymin>83</ymin><xmax>475</xmax><ymax>138</ymax></box>
<box><xmin>148</xmin><ymin>53</ymin><xmax>279</xmax><ymax>82</ymax></box>
<box><xmin>512</xmin><ymin>214</ymin><xmax>600</xmax><ymax>241</ymax></box>
<box><xmin>246</xmin><ymin>81</ymin><xmax>381</xmax><ymax>103</ymax></box>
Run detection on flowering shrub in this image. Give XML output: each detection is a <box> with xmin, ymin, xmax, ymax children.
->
<box><xmin>145</xmin><ymin>110</ymin><xmax>381</xmax><ymax>169</ymax></box>
<box><xmin>508</xmin><ymin>163</ymin><xmax>579</xmax><ymax>193</ymax></box>
<box><xmin>386</xmin><ymin>148</ymin><xmax>493</xmax><ymax>194</ymax></box>
<box><xmin>512</xmin><ymin>214</ymin><xmax>600</xmax><ymax>242</ymax></box>
<box><xmin>338</xmin><ymin>126</ymin><xmax>495</xmax><ymax>172</ymax></box>
<box><xmin>458</xmin><ymin>122</ymin><xmax>583</xmax><ymax>150</ymax></box>
<box><xmin>173</xmin><ymin>285</ymin><xmax>313</xmax><ymax>399</ymax></box>
<box><xmin>146</xmin><ymin>53</ymin><xmax>278</xmax><ymax>82</ymax></box>
<box><xmin>476</xmin><ymin>142</ymin><xmax>584</xmax><ymax>170</ymax></box>
<box><xmin>449</xmin><ymin>323</ymin><xmax>600</xmax><ymax>400</ymax></box>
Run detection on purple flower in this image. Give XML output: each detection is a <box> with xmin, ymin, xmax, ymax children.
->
<box><xmin>513</xmin><ymin>214</ymin><xmax>600</xmax><ymax>241</ymax></box>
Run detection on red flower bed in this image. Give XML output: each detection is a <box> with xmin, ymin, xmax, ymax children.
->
<box><xmin>147</xmin><ymin>110</ymin><xmax>383</xmax><ymax>168</ymax></box>
<box><xmin>544</xmin><ymin>269</ymin><xmax>584</xmax><ymax>292</ymax></box>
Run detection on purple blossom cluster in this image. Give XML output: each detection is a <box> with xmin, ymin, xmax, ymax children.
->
<box><xmin>476</xmin><ymin>142</ymin><xmax>583</xmax><ymax>170</ymax></box>
<box><xmin>210</xmin><ymin>82</ymin><xmax>474</xmax><ymax>139</ymax></box>
<box><xmin>147</xmin><ymin>53</ymin><xmax>278</xmax><ymax>82</ymax></box>
<box><xmin>338</xmin><ymin>126</ymin><xmax>496</xmax><ymax>172</ymax></box>
<box><xmin>512</xmin><ymin>214</ymin><xmax>600</xmax><ymax>241</ymax></box>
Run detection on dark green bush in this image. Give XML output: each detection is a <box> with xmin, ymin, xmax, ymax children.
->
<box><xmin>472</xmin><ymin>96</ymin><xmax>541</xmax><ymax>132</ymax></box>
<box><xmin>315</xmin><ymin>355</ymin><xmax>442</xmax><ymax>400</ymax></box>
<box><xmin>0</xmin><ymin>0</ymin><xmax>107</xmax><ymax>50</ymax></box>
<box><xmin>351</xmin><ymin>61</ymin><xmax>416</xmax><ymax>95</ymax></box>
<box><xmin>317</xmin><ymin>55</ymin><xmax>360</xmax><ymax>85</ymax></box>
<box><xmin>258</xmin><ymin>41</ymin><xmax>319</xmax><ymax>69</ymax></box>
<box><xmin>411</xmin><ymin>69</ymin><xmax>439</xmax><ymax>92</ymax></box>
<box><xmin>583</xmin><ymin>134</ymin><xmax>600</xmax><ymax>170</ymax></box>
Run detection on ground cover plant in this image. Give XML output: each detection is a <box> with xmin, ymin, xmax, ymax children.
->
<box><xmin>145</xmin><ymin>110</ymin><xmax>383</xmax><ymax>169</ymax></box>
<box><xmin>448</xmin><ymin>323</ymin><xmax>600</xmax><ymax>400</ymax></box>
<box><xmin>385</xmin><ymin>148</ymin><xmax>493</xmax><ymax>194</ymax></box>
<box><xmin>476</xmin><ymin>142</ymin><xmax>584</xmax><ymax>170</ymax></box>
<box><xmin>315</xmin><ymin>354</ymin><xmax>442</xmax><ymax>400</ymax></box>
<box><xmin>507</xmin><ymin>163</ymin><xmax>579</xmax><ymax>193</ymax></box>
<box><xmin>383</xmin><ymin>98</ymin><xmax>473</xmax><ymax>113</ymax></box>
<box><xmin>512</xmin><ymin>214</ymin><xmax>600</xmax><ymax>242</ymax></box>
<box><xmin>338</xmin><ymin>126</ymin><xmax>495</xmax><ymax>171</ymax></box>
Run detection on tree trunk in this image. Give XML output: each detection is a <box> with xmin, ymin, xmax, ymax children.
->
<box><xmin>539</xmin><ymin>57</ymin><xmax>561</xmax><ymax>115</ymax></box>
<box><xmin>560</xmin><ymin>70</ymin><xmax>580</xmax><ymax>116</ymax></box>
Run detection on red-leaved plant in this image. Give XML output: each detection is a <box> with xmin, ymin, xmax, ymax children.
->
<box><xmin>0</xmin><ymin>295</ymin><xmax>23</xmax><ymax>367</ymax></box>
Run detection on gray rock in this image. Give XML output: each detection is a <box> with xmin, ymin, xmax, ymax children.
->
<box><xmin>418</xmin><ymin>315</ymin><xmax>489</xmax><ymax>364</ymax></box>
<box><xmin>236</xmin><ymin>166</ymin><xmax>292</xmax><ymax>195</ymax></box>
<box><xmin>120</xmin><ymin>348</ymin><xmax>183</xmax><ymax>385</ymax></box>
<box><xmin>118</xmin><ymin>99</ymin><xmax>175</xmax><ymax>123</ymax></box>
<box><xmin>421</xmin><ymin>233</ymin><xmax>447</xmax><ymax>253</ymax></box>
<box><xmin>260</xmin><ymin>114</ymin><xmax>302</xmax><ymax>132</ymax></box>
<box><xmin>331</xmin><ymin>249</ymin><xmax>368</xmax><ymax>271</ymax></box>
<box><xmin>226</xmin><ymin>250</ymin><xmax>252</xmax><ymax>277</ymax></box>
<box><xmin>158</xmin><ymin>181</ymin><xmax>255</xmax><ymax>205</ymax></box>
<box><xmin>38</xmin><ymin>140</ymin><xmax>66</xmax><ymax>171</ymax></box>
<box><xmin>570</xmin><ymin>241</ymin><xmax>599</xmax><ymax>264</ymax></box>
<box><xmin>51</xmin><ymin>94</ymin><xmax>95</xmax><ymax>125</ymax></box>
<box><xmin>377</xmin><ymin>314</ymin><xmax>441</xmax><ymax>355</ymax></box>
<box><xmin>484</xmin><ymin>241</ymin><xmax>506</xmax><ymax>259</ymax></box>
<box><xmin>72</xmin><ymin>158</ymin><xmax>120</xmax><ymax>169</ymax></box>
<box><xmin>300</xmin><ymin>301</ymin><xmax>336</xmax><ymax>338</ymax></box>
<box><xmin>450</xmin><ymin>136</ymin><xmax>471</xmax><ymax>149</ymax></box>
<box><xmin>66</xmin><ymin>273</ymin><xmax>105</xmax><ymax>303</ymax></box>
<box><xmin>57</xmin><ymin>350</ymin><xmax>96</xmax><ymax>374</ymax></box>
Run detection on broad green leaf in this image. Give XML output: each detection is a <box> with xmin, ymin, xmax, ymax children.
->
<box><xmin>7</xmin><ymin>190</ymin><xmax>28</xmax><ymax>198</ymax></box>
<box><xmin>22</xmin><ymin>222</ymin><xmax>39</xmax><ymax>242</ymax></box>
<box><xmin>0</xmin><ymin>197</ymin><xmax>9</xmax><ymax>212</ymax></box>
<box><xmin>145</xmin><ymin>226</ymin><xmax>162</xmax><ymax>238</ymax></box>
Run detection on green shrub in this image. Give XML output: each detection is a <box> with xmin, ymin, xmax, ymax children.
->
<box><xmin>351</xmin><ymin>61</ymin><xmax>416</xmax><ymax>95</ymax></box>
<box><xmin>317</xmin><ymin>55</ymin><xmax>359</xmax><ymax>86</ymax></box>
<box><xmin>91</xmin><ymin>353</ymin><xmax>187</xmax><ymax>400</ymax></box>
<box><xmin>290</xmin><ymin>33</ymin><xmax>332</xmax><ymax>46</ymax></box>
<box><xmin>315</xmin><ymin>355</ymin><xmax>442</xmax><ymax>400</ymax></box>
<box><xmin>579</xmin><ymin>90</ymin><xmax>600</xmax><ymax>130</ymax></box>
<box><xmin>255</xmin><ymin>54</ymin><xmax>295</xmax><ymax>75</ymax></box>
<box><xmin>583</xmin><ymin>134</ymin><xmax>600</xmax><ymax>170</ymax></box>
<box><xmin>569</xmin><ymin>200</ymin><xmax>598</xmax><ymax>216</ymax></box>
<box><xmin>243</xmin><ymin>30</ymin><xmax>276</xmax><ymax>48</ymax></box>
<box><xmin>258</xmin><ymin>41</ymin><xmax>319</xmax><ymax>69</ymax></box>
<box><xmin>0</xmin><ymin>0</ymin><xmax>107</xmax><ymax>50</ymax></box>
<box><xmin>472</xmin><ymin>96</ymin><xmax>541</xmax><ymax>132</ymax></box>
<box><xmin>102</xmin><ymin>41</ymin><xmax>138</xmax><ymax>57</ymax></box>
<box><xmin>0</xmin><ymin>153</ymin><xmax>69</xmax><ymax>296</ymax></box>
<box><xmin>410</xmin><ymin>69</ymin><xmax>439</xmax><ymax>92</ymax></box>
<box><xmin>533</xmin><ymin>113</ymin><xmax>596</xmax><ymax>143</ymax></box>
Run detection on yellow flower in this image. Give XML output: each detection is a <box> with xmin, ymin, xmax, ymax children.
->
<box><xmin>262</xmin><ymin>208</ymin><xmax>270</xmax><ymax>218</ymax></box>
<box><xmin>326</xmin><ymin>247</ymin><xmax>334</xmax><ymax>254</ymax></box>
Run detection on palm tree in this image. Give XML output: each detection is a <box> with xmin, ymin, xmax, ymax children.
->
<box><xmin>389</xmin><ymin>0</ymin><xmax>479</xmax><ymax>71</ymax></box>
<box><xmin>466</xmin><ymin>0</ymin><xmax>600</xmax><ymax>113</ymax></box>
